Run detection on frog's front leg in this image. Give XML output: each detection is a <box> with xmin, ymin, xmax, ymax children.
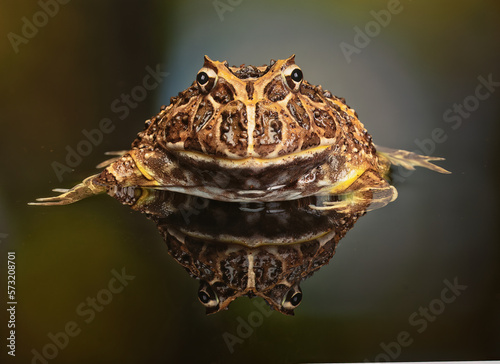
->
<box><xmin>310</xmin><ymin>169</ymin><xmax>397</xmax><ymax>213</ymax></box>
<box><xmin>29</xmin><ymin>149</ymin><xmax>180</xmax><ymax>206</ymax></box>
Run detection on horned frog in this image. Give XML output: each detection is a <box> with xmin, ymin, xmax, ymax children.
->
<box><xmin>31</xmin><ymin>55</ymin><xmax>449</xmax><ymax>208</ymax></box>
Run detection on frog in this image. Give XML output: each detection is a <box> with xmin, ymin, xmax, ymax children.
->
<box><xmin>30</xmin><ymin>55</ymin><xmax>449</xmax><ymax>208</ymax></box>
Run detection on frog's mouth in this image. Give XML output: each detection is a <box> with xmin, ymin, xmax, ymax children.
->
<box><xmin>169</xmin><ymin>145</ymin><xmax>335</xmax><ymax>190</ymax></box>
<box><xmin>172</xmin><ymin>144</ymin><xmax>332</xmax><ymax>170</ymax></box>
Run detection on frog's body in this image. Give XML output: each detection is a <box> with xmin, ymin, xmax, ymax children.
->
<box><xmin>31</xmin><ymin>56</ymin><xmax>449</xmax><ymax>207</ymax></box>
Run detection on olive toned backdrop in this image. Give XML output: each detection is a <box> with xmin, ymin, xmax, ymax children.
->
<box><xmin>1</xmin><ymin>1</ymin><xmax>499</xmax><ymax>363</ymax></box>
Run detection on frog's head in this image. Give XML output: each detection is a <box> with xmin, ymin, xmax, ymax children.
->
<box><xmin>163</xmin><ymin>233</ymin><xmax>337</xmax><ymax>315</ymax></box>
<box><xmin>193</xmin><ymin>241</ymin><xmax>310</xmax><ymax>316</ymax></box>
<box><xmin>147</xmin><ymin>56</ymin><xmax>375</xmax><ymax>162</ymax></box>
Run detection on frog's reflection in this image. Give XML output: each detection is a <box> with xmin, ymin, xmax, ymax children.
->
<box><xmin>109</xmin><ymin>187</ymin><xmax>391</xmax><ymax>315</ymax></box>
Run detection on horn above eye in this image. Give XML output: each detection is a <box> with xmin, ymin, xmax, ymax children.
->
<box><xmin>196</xmin><ymin>67</ymin><xmax>218</xmax><ymax>93</ymax></box>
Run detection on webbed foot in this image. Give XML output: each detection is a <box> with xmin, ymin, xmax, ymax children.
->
<box><xmin>29</xmin><ymin>150</ymin><xmax>133</xmax><ymax>206</ymax></box>
<box><xmin>28</xmin><ymin>175</ymin><xmax>106</xmax><ymax>206</ymax></box>
<box><xmin>376</xmin><ymin>145</ymin><xmax>451</xmax><ymax>174</ymax></box>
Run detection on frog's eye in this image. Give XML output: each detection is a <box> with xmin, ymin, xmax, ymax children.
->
<box><xmin>281</xmin><ymin>284</ymin><xmax>302</xmax><ymax>311</ymax></box>
<box><xmin>196</xmin><ymin>67</ymin><xmax>218</xmax><ymax>93</ymax></box>
<box><xmin>198</xmin><ymin>281</ymin><xmax>219</xmax><ymax>309</ymax></box>
<box><xmin>283</xmin><ymin>66</ymin><xmax>303</xmax><ymax>92</ymax></box>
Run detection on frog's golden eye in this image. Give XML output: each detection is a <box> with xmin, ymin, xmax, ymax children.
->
<box><xmin>281</xmin><ymin>284</ymin><xmax>302</xmax><ymax>310</ymax></box>
<box><xmin>196</xmin><ymin>67</ymin><xmax>218</xmax><ymax>93</ymax></box>
<box><xmin>198</xmin><ymin>281</ymin><xmax>219</xmax><ymax>309</ymax></box>
<box><xmin>283</xmin><ymin>66</ymin><xmax>303</xmax><ymax>92</ymax></box>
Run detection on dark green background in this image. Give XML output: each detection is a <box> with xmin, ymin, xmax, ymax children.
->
<box><xmin>1</xmin><ymin>0</ymin><xmax>499</xmax><ymax>363</ymax></box>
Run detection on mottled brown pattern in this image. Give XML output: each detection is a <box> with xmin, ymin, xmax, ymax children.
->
<box><xmin>218</xmin><ymin>100</ymin><xmax>248</xmax><ymax>157</ymax></box>
<box><xmin>192</xmin><ymin>101</ymin><xmax>214</xmax><ymax>132</ymax></box>
<box><xmin>164</xmin><ymin>112</ymin><xmax>189</xmax><ymax>143</ymax></box>
<box><xmin>165</xmin><ymin>234</ymin><xmax>193</xmax><ymax>268</ymax></box>
<box><xmin>184</xmin><ymin>136</ymin><xmax>204</xmax><ymax>153</ymax></box>
<box><xmin>254</xmin><ymin>250</ymin><xmax>282</xmax><ymax>290</ymax></box>
<box><xmin>220</xmin><ymin>251</ymin><xmax>248</xmax><ymax>289</ymax></box>
<box><xmin>287</xmin><ymin>97</ymin><xmax>310</xmax><ymax>130</ymax></box>
<box><xmin>301</xmin><ymin>132</ymin><xmax>321</xmax><ymax>150</ymax></box>
<box><xmin>245</xmin><ymin>81</ymin><xmax>254</xmax><ymax>100</ymax></box>
<box><xmin>278</xmin><ymin>114</ymin><xmax>302</xmax><ymax>156</ymax></box>
<box><xmin>177</xmin><ymin>84</ymin><xmax>200</xmax><ymax>106</ymax></box>
<box><xmin>299</xmin><ymin>82</ymin><xmax>323</xmax><ymax>103</ymax></box>
<box><xmin>253</xmin><ymin>102</ymin><xmax>282</xmax><ymax>157</ymax></box>
<box><xmin>211</xmin><ymin>77</ymin><xmax>235</xmax><ymax>104</ymax></box>
<box><xmin>264</xmin><ymin>75</ymin><xmax>289</xmax><ymax>102</ymax></box>
<box><xmin>94</xmin><ymin>169</ymin><xmax>117</xmax><ymax>186</ymax></box>
<box><xmin>312</xmin><ymin>108</ymin><xmax>336</xmax><ymax>138</ymax></box>
<box><xmin>171</xmin><ymin>167</ymin><xmax>188</xmax><ymax>183</ymax></box>
<box><xmin>230</xmin><ymin>64</ymin><xmax>266</xmax><ymax>79</ymax></box>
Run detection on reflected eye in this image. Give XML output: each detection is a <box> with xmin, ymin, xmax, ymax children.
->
<box><xmin>196</xmin><ymin>67</ymin><xmax>218</xmax><ymax>93</ymax></box>
<box><xmin>283</xmin><ymin>66</ymin><xmax>303</xmax><ymax>92</ymax></box>
<box><xmin>198</xmin><ymin>289</ymin><xmax>210</xmax><ymax>304</ymax></box>
<box><xmin>198</xmin><ymin>281</ymin><xmax>219</xmax><ymax>309</ymax></box>
<box><xmin>281</xmin><ymin>284</ymin><xmax>303</xmax><ymax>310</ymax></box>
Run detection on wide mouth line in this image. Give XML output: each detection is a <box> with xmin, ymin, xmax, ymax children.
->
<box><xmin>172</xmin><ymin>145</ymin><xmax>331</xmax><ymax>165</ymax></box>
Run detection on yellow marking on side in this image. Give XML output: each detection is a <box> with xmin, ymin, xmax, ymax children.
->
<box><xmin>134</xmin><ymin>188</ymin><xmax>159</xmax><ymax>207</ymax></box>
<box><xmin>324</xmin><ymin>167</ymin><xmax>366</xmax><ymax>195</ymax></box>
<box><xmin>129</xmin><ymin>153</ymin><xmax>160</xmax><ymax>184</ymax></box>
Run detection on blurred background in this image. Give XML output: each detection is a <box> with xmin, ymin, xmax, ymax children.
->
<box><xmin>1</xmin><ymin>0</ymin><xmax>499</xmax><ymax>363</ymax></box>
